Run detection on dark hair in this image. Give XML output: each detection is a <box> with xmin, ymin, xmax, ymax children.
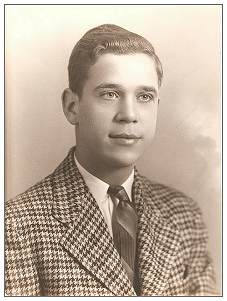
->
<box><xmin>68</xmin><ymin>24</ymin><xmax>163</xmax><ymax>96</ymax></box>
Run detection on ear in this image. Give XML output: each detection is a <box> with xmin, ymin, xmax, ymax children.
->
<box><xmin>62</xmin><ymin>88</ymin><xmax>80</xmax><ymax>125</ymax></box>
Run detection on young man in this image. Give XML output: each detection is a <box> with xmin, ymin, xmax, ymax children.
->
<box><xmin>5</xmin><ymin>24</ymin><xmax>215</xmax><ymax>296</ymax></box>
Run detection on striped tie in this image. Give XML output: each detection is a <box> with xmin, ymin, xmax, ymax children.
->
<box><xmin>108</xmin><ymin>185</ymin><xmax>138</xmax><ymax>287</ymax></box>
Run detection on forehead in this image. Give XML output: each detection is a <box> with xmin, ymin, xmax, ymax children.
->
<box><xmin>86</xmin><ymin>53</ymin><xmax>159</xmax><ymax>90</ymax></box>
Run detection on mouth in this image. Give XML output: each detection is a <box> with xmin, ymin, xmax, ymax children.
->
<box><xmin>109</xmin><ymin>133</ymin><xmax>142</xmax><ymax>139</ymax></box>
<box><xmin>109</xmin><ymin>133</ymin><xmax>142</xmax><ymax>145</ymax></box>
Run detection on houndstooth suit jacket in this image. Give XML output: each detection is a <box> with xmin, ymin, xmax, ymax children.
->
<box><xmin>5</xmin><ymin>147</ymin><xmax>216</xmax><ymax>296</ymax></box>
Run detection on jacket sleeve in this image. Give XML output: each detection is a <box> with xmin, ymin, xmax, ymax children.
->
<box><xmin>5</xmin><ymin>200</ymin><xmax>42</xmax><ymax>296</ymax></box>
<box><xmin>187</xmin><ymin>199</ymin><xmax>217</xmax><ymax>295</ymax></box>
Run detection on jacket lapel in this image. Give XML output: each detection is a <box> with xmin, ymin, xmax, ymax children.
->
<box><xmin>133</xmin><ymin>172</ymin><xmax>182</xmax><ymax>295</ymax></box>
<box><xmin>51</xmin><ymin>147</ymin><xmax>135</xmax><ymax>296</ymax></box>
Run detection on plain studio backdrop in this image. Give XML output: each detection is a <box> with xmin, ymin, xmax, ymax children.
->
<box><xmin>5</xmin><ymin>4</ymin><xmax>222</xmax><ymax>294</ymax></box>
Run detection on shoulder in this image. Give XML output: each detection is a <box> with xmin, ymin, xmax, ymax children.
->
<box><xmin>137</xmin><ymin>174</ymin><xmax>205</xmax><ymax>230</ymax></box>
<box><xmin>6</xmin><ymin>174</ymin><xmax>53</xmax><ymax>227</ymax></box>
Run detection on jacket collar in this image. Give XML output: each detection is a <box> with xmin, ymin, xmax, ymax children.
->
<box><xmin>51</xmin><ymin>147</ymin><xmax>181</xmax><ymax>296</ymax></box>
<box><xmin>132</xmin><ymin>175</ymin><xmax>182</xmax><ymax>295</ymax></box>
<box><xmin>51</xmin><ymin>147</ymin><xmax>135</xmax><ymax>295</ymax></box>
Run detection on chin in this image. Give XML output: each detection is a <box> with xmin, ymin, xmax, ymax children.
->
<box><xmin>107</xmin><ymin>151</ymin><xmax>141</xmax><ymax>168</ymax></box>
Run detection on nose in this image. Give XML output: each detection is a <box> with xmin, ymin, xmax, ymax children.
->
<box><xmin>115</xmin><ymin>97</ymin><xmax>138</xmax><ymax>123</ymax></box>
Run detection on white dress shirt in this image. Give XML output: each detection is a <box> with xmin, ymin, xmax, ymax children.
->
<box><xmin>74</xmin><ymin>154</ymin><xmax>134</xmax><ymax>237</ymax></box>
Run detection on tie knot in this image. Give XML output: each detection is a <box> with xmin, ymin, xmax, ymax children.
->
<box><xmin>108</xmin><ymin>185</ymin><xmax>130</xmax><ymax>204</ymax></box>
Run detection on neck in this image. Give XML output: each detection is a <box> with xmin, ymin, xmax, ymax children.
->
<box><xmin>75</xmin><ymin>150</ymin><xmax>134</xmax><ymax>185</ymax></box>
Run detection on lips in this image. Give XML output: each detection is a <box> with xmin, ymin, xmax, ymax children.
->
<box><xmin>109</xmin><ymin>133</ymin><xmax>141</xmax><ymax>139</ymax></box>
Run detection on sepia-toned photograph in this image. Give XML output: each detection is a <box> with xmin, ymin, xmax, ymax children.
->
<box><xmin>5</xmin><ymin>4</ymin><xmax>222</xmax><ymax>296</ymax></box>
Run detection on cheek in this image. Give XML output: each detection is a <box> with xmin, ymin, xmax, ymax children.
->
<box><xmin>78</xmin><ymin>106</ymin><xmax>109</xmax><ymax>137</ymax></box>
<box><xmin>140</xmin><ymin>112</ymin><xmax>158</xmax><ymax>145</ymax></box>
<box><xmin>78</xmin><ymin>104</ymin><xmax>96</xmax><ymax>126</ymax></box>
<box><xmin>142</xmin><ymin>107</ymin><xmax>158</xmax><ymax>130</ymax></box>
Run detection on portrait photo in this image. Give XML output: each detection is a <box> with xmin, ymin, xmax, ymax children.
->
<box><xmin>5</xmin><ymin>4</ymin><xmax>222</xmax><ymax>296</ymax></box>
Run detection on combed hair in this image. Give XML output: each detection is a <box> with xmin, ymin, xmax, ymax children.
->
<box><xmin>68</xmin><ymin>24</ymin><xmax>163</xmax><ymax>96</ymax></box>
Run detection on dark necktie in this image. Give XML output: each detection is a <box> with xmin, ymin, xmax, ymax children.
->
<box><xmin>108</xmin><ymin>185</ymin><xmax>138</xmax><ymax>287</ymax></box>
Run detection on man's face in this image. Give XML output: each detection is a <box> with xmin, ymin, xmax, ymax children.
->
<box><xmin>75</xmin><ymin>53</ymin><xmax>159</xmax><ymax>170</ymax></box>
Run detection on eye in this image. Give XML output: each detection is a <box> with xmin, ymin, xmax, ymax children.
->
<box><xmin>137</xmin><ymin>93</ymin><xmax>155</xmax><ymax>102</ymax></box>
<box><xmin>101</xmin><ymin>91</ymin><xmax>119</xmax><ymax>100</ymax></box>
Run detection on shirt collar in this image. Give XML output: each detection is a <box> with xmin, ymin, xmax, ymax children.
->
<box><xmin>74</xmin><ymin>153</ymin><xmax>134</xmax><ymax>203</ymax></box>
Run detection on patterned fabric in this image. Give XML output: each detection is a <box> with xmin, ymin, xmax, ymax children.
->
<box><xmin>5</xmin><ymin>147</ymin><xmax>216</xmax><ymax>296</ymax></box>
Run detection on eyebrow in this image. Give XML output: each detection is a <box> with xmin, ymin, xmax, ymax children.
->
<box><xmin>94</xmin><ymin>83</ymin><xmax>124</xmax><ymax>91</ymax></box>
<box><xmin>94</xmin><ymin>83</ymin><xmax>158</xmax><ymax>96</ymax></box>
<box><xmin>138</xmin><ymin>86</ymin><xmax>158</xmax><ymax>96</ymax></box>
